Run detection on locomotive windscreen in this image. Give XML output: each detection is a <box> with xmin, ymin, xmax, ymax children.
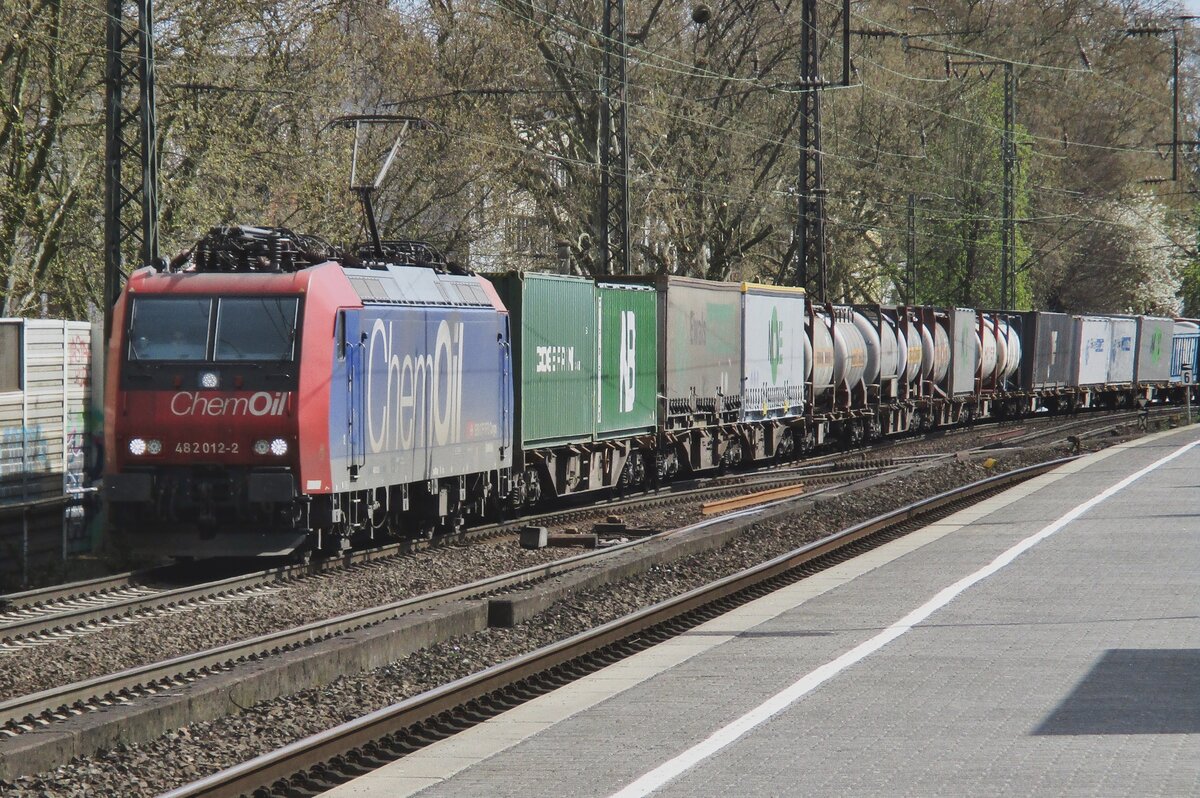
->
<box><xmin>127</xmin><ymin>296</ymin><xmax>299</xmax><ymax>362</ymax></box>
<box><xmin>214</xmin><ymin>298</ymin><xmax>298</xmax><ymax>361</ymax></box>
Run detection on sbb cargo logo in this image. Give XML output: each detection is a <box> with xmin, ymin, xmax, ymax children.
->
<box><xmin>171</xmin><ymin>391</ymin><xmax>289</xmax><ymax>417</ymax></box>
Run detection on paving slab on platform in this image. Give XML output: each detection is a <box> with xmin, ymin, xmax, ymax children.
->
<box><xmin>326</xmin><ymin>427</ymin><xmax>1200</xmax><ymax>798</ymax></box>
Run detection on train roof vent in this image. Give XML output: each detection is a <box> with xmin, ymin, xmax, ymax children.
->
<box><xmin>344</xmin><ymin>268</ymin><xmax>493</xmax><ymax>308</ymax></box>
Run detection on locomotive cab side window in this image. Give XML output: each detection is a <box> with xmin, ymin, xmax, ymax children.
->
<box><xmin>215</xmin><ymin>298</ymin><xmax>300</xmax><ymax>362</ymax></box>
<box><xmin>128</xmin><ymin>298</ymin><xmax>212</xmax><ymax>361</ymax></box>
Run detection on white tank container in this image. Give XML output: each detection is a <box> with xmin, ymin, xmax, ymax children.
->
<box><xmin>997</xmin><ymin>318</ymin><xmax>1021</xmax><ymax>380</ymax></box>
<box><xmin>808</xmin><ymin>315</ymin><xmax>835</xmax><ymax>394</ymax></box>
<box><xmin>876</xmin><ymin>315</ymin><xmax>902</xmax><ymax>381</ymax></box>
<box><xmin>992</xmin><ymin>317</ymin><xmax>1009</xmax><ymax>380</ymax></box>
<box><xmin>832</xmin><ymin>315</ymin><xmax>867</xmax><ymax>388</ymax></box>
<box><xmin>920</xmin><ymin>324</ymin><xmax>936</xmax><ymax>380</ymax></box>
<box><xmin>904</xmin><ymin>322</ymin><xmax>924</xmax><ymax>384</ymax></box>
<box><xmin>851</xmin><ymin>311</ymin><xmax>882</xmax><ymax>385</ymax></box>
<box><xmin>932</xmin><ymin>320</ymin><xmax>951</xmax><ymax>384</ymax></box>
<box><xmin>978</xmin><ymin>316</ymin><xmax>998</xmax><ymax>384</ymax></box>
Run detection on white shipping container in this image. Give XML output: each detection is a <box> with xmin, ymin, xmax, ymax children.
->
<box><xmin>741</xmin><ymin>288</ymin><xmax>806</xmax><ymax>420</ymax></box>
<box><xmin>951</xmin><ymin>309</ymin><xmax>979</xmax><ymax>395</ymax></box>
<box><xmin>1074</xmin><ymin>316</ymin><xmax>1111</xmax><ymax>386</ymax></box>
<box><xmin>1108</xmin><ymin>317</ymin><xmax>1136</xmax><ymax>384</ymax></box>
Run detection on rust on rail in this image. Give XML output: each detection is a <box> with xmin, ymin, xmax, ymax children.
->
<box><xmin>701</xmin><ymin>483</ymin><xmax>806</xmax><ymax>515</ymax></box>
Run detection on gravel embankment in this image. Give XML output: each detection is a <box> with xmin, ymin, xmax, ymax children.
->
<box><xmin>0</xmin><ymin>440</ymin><xmax>1103</xmax><ymax>797</ymax></box>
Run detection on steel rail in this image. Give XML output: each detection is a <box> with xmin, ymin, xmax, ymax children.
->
<box><xmin>159</xmin><ymin>458</ymin><xmax>1072</xmax><ymax>798</ymax></box>
<box><xmin>0</xmin><ymin>469</ymin><xmax>872</xmax><ymax>729</ymax></box>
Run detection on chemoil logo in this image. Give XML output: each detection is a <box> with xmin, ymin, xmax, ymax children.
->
<box><xmin>171</xmin><ymin>391</ymin><xmax>287</xmax><ymax>417</ymax></box>
<box><xmin>366</xmin><ymin>318</ymin><xmax>464</xmax><ymax>453</ymax></box>
<box><xmin>619</xmin><ymin>311</ymin><xmax>636</xmax><ymax>413</ymax></box>
<box><xmin>767</xmin><ymin>306</ymin><xmax>784</xmax><ymax>383</ymax></box>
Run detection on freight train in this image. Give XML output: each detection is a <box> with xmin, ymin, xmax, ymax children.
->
<box><xmin>103</xmin><ymin>227</ymin><xmax>1200</xmax><ymax>559</ymax></box>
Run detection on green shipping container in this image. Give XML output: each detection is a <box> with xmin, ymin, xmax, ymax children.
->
<box><xmin>491</xmin><ymin>273</ymin><xmax>597</xmax><ymax>449</ymax></box>
<box><xmin>596</xmin><ymin>283</ymin><xmax>658</xmax><ymax>439</ymax></box>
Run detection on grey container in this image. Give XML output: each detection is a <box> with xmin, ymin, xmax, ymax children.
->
<box><xmin>1108</xmin><ymin>317</ymin><xmax>1137</xmax><ymax>384</ymax></box>
<box><xmin>659</xmin><ymin>276</ymin><xmax>744</xmax><ymax>421</ymax></box>
<box><xmin>1133</xmin><ymin>316</ymin><xmax>1173</xmax><ymax>384</ymax></box>
<box><xmin>950</xmin><ymin>308</ymin><xmax>979</xmax><ymax>395</ymax></box>
<box><xmin>1073</xmin><ymin>315</ymin><xmax>1112</xmax><ymax>386</ymax></box>
<box><xmin>1022</xmin><ymin>312</ymin><xmax>1073</xmax><ymax>390</ymax></box>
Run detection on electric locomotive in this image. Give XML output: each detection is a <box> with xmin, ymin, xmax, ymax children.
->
<box><xmin>105</xmin><ymin>228</ymin><xmax>513</xmax><ymax>558</ymax></box>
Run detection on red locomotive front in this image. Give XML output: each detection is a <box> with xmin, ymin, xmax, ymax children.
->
<box><xmin>104</xmin><ymin>263</ymin><xmax>357</xmax><ymax>558</ymax></box>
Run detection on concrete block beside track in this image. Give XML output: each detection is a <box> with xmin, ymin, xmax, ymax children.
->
<box><xmin>0</xmin><ymin>601</ymin><xmax>489</xmax><ymax>781</ymax></box>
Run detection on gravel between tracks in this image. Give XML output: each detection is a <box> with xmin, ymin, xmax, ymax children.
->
<box><xmin>0</xmin><ymin>410</ymin><xmax>1144</xmax><ymax>703</ymax></box>
<box><xmin>0</xmin><ymin>438</ymin><xmax>1123</xmax><ymax>797</ymax></box>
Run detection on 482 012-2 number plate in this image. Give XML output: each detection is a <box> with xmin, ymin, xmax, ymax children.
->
<box><xmin>175</xmin><ymin>442</ymin><xmax>240</xmax><ymax>454</ymax></box>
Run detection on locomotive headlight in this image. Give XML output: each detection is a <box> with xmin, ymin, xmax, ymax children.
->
<box><xmin>199</xmin><ymin>371</ymin><xmax>220</xmax><ymax>389</ymax></box>
<box><xmin>269</xmin><ymin>438</ymin><xmax>288</xmax><ymax>456</ymax></box>
<box><xmin>254</xmin><ymin>439</ymin><xmax>270</xmax><ymax>455</ymax></box>
<box><xmin>129</xmin><ymin>438</ymin><xmax>147</xmax><ymax>456</ymax></box>
<box><xmin>146</xmin><ymin>439</ymin><xmax>162</xmax><ymax>455</ymax></box>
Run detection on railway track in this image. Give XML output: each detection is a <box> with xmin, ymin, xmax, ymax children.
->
<box><xmin>0</xmin><ymin>461</ymin><xmax>901</xmax><ymax>652</ymax></box>
<box><xmin>0</xmin><ymin>404</ymin><xmax>1157</xmax><ymax>650</ymax></box>
<box><xmin>158</xmin><ymin>457</ymin><xmax>1072</xmax><ymax>798</ymax></box>
<box><xmin>0</xmin><ymin>462</ymin><xmax>902</xmax><ymax>737</ymax></box>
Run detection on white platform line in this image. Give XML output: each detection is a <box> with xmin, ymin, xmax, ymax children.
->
<box><xmin>608</xmin><ymin>437</ymin><xmax>1200</xmax><ymax>798</ymax></box>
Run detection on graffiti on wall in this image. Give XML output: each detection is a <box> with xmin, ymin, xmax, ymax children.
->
<box><xmin>0</xmin><ymin>424</ymin><xmax>51</xmax><ymax>502</ymax></box>
<box><xmin>68</xmin><ymin>335</ymin><xmax>91</xmax><ymax>388</ymax></box>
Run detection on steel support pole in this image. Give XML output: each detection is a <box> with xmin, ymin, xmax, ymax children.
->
<box><xmin>103</xmin><ymin>0</ymin><xmax>159</xmax><ymax>339</ymax></box>
<box><xmin>1172</xmin><ymin>30</ymin><xmax>1180</xmax><ymax>182</ymax></box>
<box><xmin>794</xmin><ymin>0</ymin><xmax>827</xmax><ymax>299</ymax></box>
<box><xmin>906</xmin><ymin>193</ymin><xmax>916</xmax><ymax>304</ymax></box>
<box><xmin>599</xmin><ymin>0</ymin><xmax>630</xmax><ymax>276</ymax></box>
<box><xmin>1001</xmin><ymin>62</ymin><xmax>1015</xmax><ymax>310</ymax></box>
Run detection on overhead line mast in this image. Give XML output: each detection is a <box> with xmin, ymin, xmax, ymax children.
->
<box><xmin>103</xmin><ymin>0</ymin><xmax>160</xmax><ymax>339</ymax></box>
<box><xmin>599</xmin><ymin>0</ymin><xmax>630</xmax><ymax>276</ymax></box>
<box><xmin>791</xmin><ymin>0</ymin><xmax>851</xmax><ymax>300</ymax></box>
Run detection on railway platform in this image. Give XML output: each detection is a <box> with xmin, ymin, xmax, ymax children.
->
<box><xmin>326</xmin><ymin>425</ymin><xmax>1200</xmax><ymax>797</ymax></box>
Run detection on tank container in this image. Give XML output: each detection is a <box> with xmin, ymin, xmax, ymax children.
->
<box><xmin>850</xmin><ymin>311</ymin><xmax>881</xmax><ymax>385</ymax></box>
<box><xmin>808</xmin><ymin>315</ymin><xmax>835</xmax><ymax>396</ymax></box>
